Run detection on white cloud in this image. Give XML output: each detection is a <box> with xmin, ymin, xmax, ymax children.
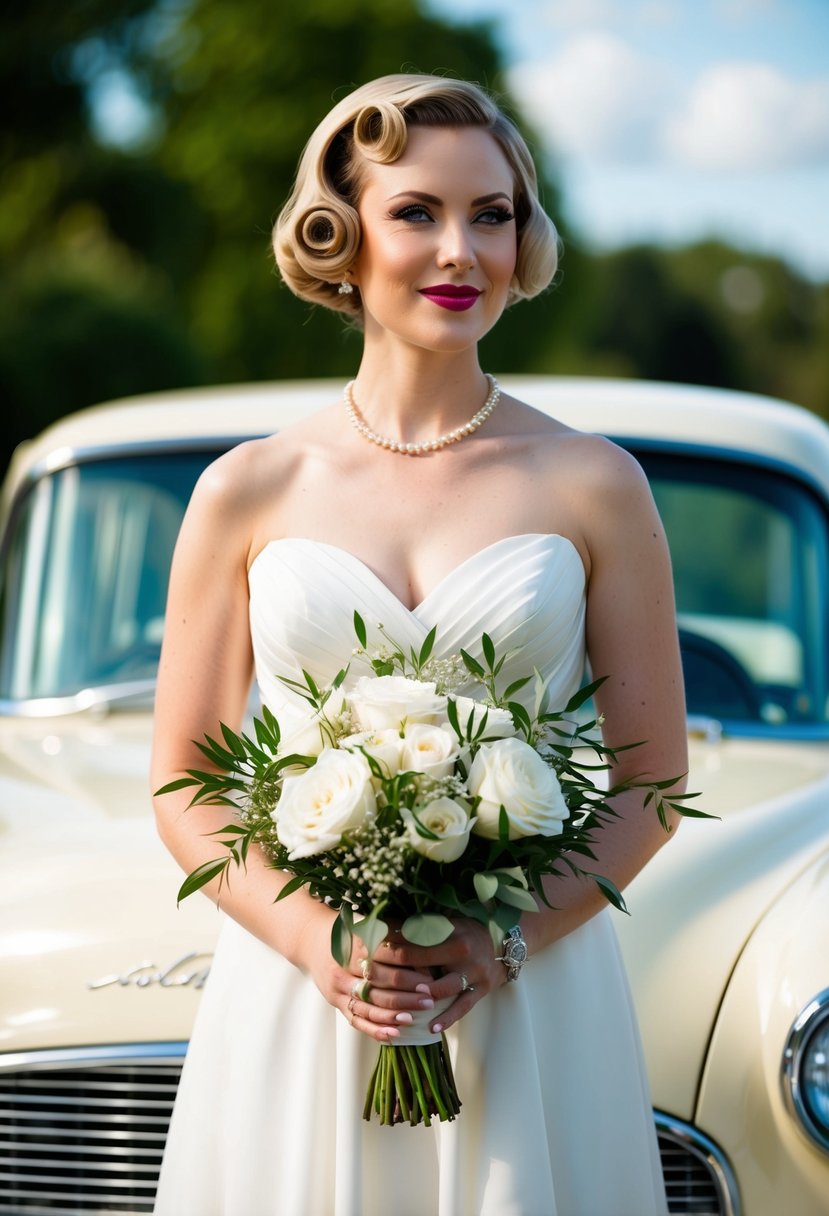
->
<box><xmin>665</xmin><ymin>62</ymin><xmax>829</xmax><ymax>170</ymax></box>
<box><xmin>509</xmin><ymin>36</ymin><xmax>829</xmax><ymax>173</ymax></box>
<box><xmin>508</xmin><ymin>33</ymin><xmax>673</xmax><ymax>162</ymax></box>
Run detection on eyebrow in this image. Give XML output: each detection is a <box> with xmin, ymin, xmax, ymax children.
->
<box><xmin>387</xmin><ymin>191</ymin><xmax>513</xmax><ymax>206</ymax></box>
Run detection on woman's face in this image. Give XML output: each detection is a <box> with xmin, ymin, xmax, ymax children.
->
<box><xmin>351</xmin><ymin>125</ymin><xmax>518</xmax><ymax>353</ymax></box>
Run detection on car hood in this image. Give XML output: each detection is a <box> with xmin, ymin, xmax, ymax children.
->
<box><xmin>3</xmin><ymin>714</ymin><xmax>828</xmax><ymax>1105</ymax></box>
<box><xmin>615</xmin><ymin>733</ymin><xmax>829</xmax><ymax>1119</ymax></box>
<box><xmin>0</xmin><ymin>712</ymin><xmax>217</xmax><ymax>1055</ymax></box>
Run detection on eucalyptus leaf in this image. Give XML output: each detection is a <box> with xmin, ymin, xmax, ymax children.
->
<box><xmin>354</xmin><ymin>611</ymin><xmax>367</xmax><ymax>648</ymax></box>
<box><xmin>354</xmin><ymin>913</ymin><xmax>389</xmax><ymax>958</ymax></box>
<box><xmin>402</xmin><ymin>913</ymin><xmax>454</xmax><ymax>946</ymax></box>
<box><xmin>473</xmin><ymin>872</ymin><xmax>499</xmax><ymax>902</ymax></box>
<box><xmin>496</xmin><ymin>884</ymin><xmax>539</xmax><ymax>912</ymax></box>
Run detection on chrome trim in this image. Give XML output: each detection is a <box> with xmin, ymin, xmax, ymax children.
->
<box><xmin>0</xmin><ymin>1042</ymin><xmax>187</xmax><ymax>1073</ymax></box>
<box><xmin>0</xmin><ymin>678</ymin><xmax>156</xmax><ymax>718</ymax></box>
<box><xmin>782</xmin><ymin>986</ymin><xmax>829</xmax><ymax>1153</ymax></box>
<box><xmin>654</xmin><ymin>1110</ymin><xmax>741</xmax><ymax>1216</ymax></box>
<box><xmin>21</xmin><ymin>435</ymin><xmax>251</xmax><ymax>487</ymax></box>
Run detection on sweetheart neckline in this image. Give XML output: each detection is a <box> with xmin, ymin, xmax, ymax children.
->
<box><xmin>248</xmin><ymin>532</ymin><xmax>585</xmax><ymax>615</ymax></box>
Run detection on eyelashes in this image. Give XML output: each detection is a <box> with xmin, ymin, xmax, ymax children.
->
<box><xmin>389</xmin><ymin>204</ymin><xmax>515</xmax><ymax>225</ymax></box>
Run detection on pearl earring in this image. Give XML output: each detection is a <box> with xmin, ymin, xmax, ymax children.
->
<box><xmin>338</xmin><ymin>279</ymin><xmax>354</xmax><ymax>295</ymax></box>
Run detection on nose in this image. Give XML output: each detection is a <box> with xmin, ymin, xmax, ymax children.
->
<box><xmin>436</xmin><ymin>218</ymin><xmax>476</xmax><ymax>271</ymax></box>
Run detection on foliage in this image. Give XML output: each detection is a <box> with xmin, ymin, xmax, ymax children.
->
<box><xmin>1</xmin><ymin>0</ymin><xmax>827</xmax><ymax>473</ymax></box>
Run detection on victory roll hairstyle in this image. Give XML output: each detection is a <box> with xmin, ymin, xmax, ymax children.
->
<box><xmin>273</xmin><ymin>74</ymin><xmax>560</xmax><ymax>317</ymax></box>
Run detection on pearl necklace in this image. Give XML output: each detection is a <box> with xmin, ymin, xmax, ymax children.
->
<box><xmin>344</xmin><ymin>374</ymin><xmax>500</xmax><ymax>456</ymax></box>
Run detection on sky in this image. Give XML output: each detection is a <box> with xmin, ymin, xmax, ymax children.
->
<box><xmin>427</xmin><ymin>0</ymin><xmax>829</xmax><ymax>280</ymax></box>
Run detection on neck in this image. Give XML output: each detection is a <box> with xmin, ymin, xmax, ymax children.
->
<box><xmin>350</xmin><ymin>346</ymin><xmax>490</xmax><ymax>445</ymax></box>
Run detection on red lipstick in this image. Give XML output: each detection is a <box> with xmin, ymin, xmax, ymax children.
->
<box><xmin>419</xmin><ymin>285</ymin><xmax>482</xmax><ymax>312</ymax></box>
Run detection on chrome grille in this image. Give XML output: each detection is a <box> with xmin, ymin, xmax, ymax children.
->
<box><xmin>0</xmin><ymin>1050</ymin><xmax>740</xmax><ymax>1215</ymax></box>
<box><xmin>0</xmin><ymin>1045</ymin><xmax>184</xmax><ymax>1214</ymax></box>
<box><xmin>656</xmin><ymin>1111</ymin><xmax>741</xmax><ymax>1216</ymax></box>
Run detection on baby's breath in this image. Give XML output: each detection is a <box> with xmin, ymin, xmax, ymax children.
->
<box><xmin>420</xmin><ymin>653</ymin><xmax>466</xmax><ymax>694</ymax></box>
<box><xmin>337</xmin><ymin>819</ymin><xmax>409</xmax><ymax>907</ymax></box>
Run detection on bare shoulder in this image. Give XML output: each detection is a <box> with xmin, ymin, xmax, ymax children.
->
<box><xmin>506</xmin><ymin>395</ymin><xmax>649</xmax><ymax>498</ymax></box>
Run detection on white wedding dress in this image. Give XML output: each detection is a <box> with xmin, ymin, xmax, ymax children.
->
<box><xmin>154</xmin><ymin>534</ymin><xmax>667</xmax><ymax>1216</ymax></box>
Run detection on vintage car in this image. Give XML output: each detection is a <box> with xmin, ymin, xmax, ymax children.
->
<box><xmin>1</xmin><ymin>377</ymin><xmax>828</xmax><ymax>1215</ymax></box>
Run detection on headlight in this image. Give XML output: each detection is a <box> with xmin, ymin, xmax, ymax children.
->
<box><xmin>782</xmin><ymin>987</ymin><xmax>829</xmax><ymax>1152</ymax></box>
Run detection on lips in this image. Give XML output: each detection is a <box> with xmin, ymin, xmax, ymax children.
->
<box><xmin>419</xmin><ymin>285</ymin><xmax>482</xmax><ymax>312</ymax></box>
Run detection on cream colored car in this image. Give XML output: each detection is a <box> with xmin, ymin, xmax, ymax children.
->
<box><xmin>1</xmin><ymin>378</ymin><xmax>828</xmax><ymax>1215</ymax></box>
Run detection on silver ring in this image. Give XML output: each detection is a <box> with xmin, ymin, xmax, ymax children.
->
<box><xmin>460</xmin><ymin>973</ymin><xmax>471</xmax><ymax>993</ymax></box>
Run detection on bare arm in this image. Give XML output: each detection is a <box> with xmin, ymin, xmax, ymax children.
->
<box><xmin>151</xmin><ymin>447</ymin><xmax>434</xmax><ymax>1040</ymax></box>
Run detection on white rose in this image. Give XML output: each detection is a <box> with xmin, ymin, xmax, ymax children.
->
<box><xmin>278</xmin><ymin>690</ymin><xmax>348</xmax><ymax>760</ymax></box>
<box><xmin>339</xmin><ymin>728</ymin><xmax>403</xmax><ymax>778</ymax></box>
<box><xmin>401</xmin><ymin>797</ymin><xmax>474</xmax><ymax>863</ymax></box>
<box><xmin>451</xmin><ymin>697</ymin><xmax>516</xmax><ymax>741</ymax></box>
<box><xmin>275</xmin><ymin>750</ymin><xmax>376</xmax><ymax>859</ymax></box>
<box><xmin>349</xmin><ymin>675</ymin><xmax>447</xmax><ymax>732</ymax></box>
<box><xmin>400</xmin><ymin>723</ymin><xmax>460</xmax><ymax>779</ymax></box>
<box><xmin>468</xmin><ymin>737</ymin><xmax>568</xmax><ymax>840</ymax></box>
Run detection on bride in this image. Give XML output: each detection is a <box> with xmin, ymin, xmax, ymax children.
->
<box><xmin>151</xmin><ymin>74</ymin><xmax>686</xmax><ymax>1215</ymax></box>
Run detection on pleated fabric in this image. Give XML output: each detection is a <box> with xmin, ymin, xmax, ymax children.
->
<box><xmin>154</xmin><ymin>534</ymin><xmax>667</xmax><ymax>1216</ymax></box>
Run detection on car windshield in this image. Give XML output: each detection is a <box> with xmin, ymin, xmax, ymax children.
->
<box><xmin>0</xmin><ymin>445</ymin><xmax>827</xmax><ymax>729</ymax></box>
<box><xmin>0</xmin><ymin>452</ymin><xmax>212</xmax><ymax>702</ymax></box>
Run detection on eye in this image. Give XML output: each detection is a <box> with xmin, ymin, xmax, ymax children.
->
<box><xmin>390</xmin><ymin>204</ymin><xmax>434</xmax><ymax>224</ymax></box>
<box><xmin>475</xmin><ymin>206</ymin><xmax>515</xmax><ymax>226</ymax></box>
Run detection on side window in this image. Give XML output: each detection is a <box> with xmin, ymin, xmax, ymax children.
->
<box><xmin>639</xmin><ymin>453</ymin><xmax>829</xmax><ymax>726</ymax></box>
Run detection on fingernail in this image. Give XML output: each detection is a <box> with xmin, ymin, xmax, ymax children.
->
<box><xmin>382</xmin><ymin>1026</ymin><xmax>400</xmax><ymax>1038</ymax></box>
<box><xmin>395</xmin><ymin>1012</ymin><xmax>413</xmax><ymax>1024</ymax></box>
<box><xmin>418</xmin><ymin>998</ymin><xmax>434</xmax><ymax>1009</ymax></box>
<box><xmin>415</xmin><ymin>983</ymin><xmax>431</xmax><ymax>994</ymax></box>
<box><xmin>431</xmin><ymin>1023</ymin><xmax>443</xmax><ymax>1033</ymax></box>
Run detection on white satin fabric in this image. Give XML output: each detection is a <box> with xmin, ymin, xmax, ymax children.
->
<box><xmin>154</xmin><ymin>535</ymin><xmax>667</xmax><ymax>1216</ymax></box>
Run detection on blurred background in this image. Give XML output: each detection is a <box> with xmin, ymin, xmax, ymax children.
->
<box><xmin>2</xmin><ymin>0</ymin><xmax>828</xmax><ymax>474</ymax></box>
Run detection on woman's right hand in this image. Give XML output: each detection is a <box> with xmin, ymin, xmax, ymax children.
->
<box><xmin>295</xmin><ymin>913</ymin><xmax>438</xmax><ymax>1043</ymax></box>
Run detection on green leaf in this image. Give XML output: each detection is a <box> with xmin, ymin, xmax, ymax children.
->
<box><xmin>588</xmin><ymin>872</ymin><xmax>629</xmax><ymax>914</ymax></box>
<box><xmin>402</xmin><ymin>913</ymin><xmax>454</xmax><ymax>946</ymax></box>
<box><xmin>354</xmin><ymin>912</ymin><xmax>389</xmax><ymax>958</ymax></box>
<box><xmin>502</xmin><ymin>676</ymin><xmax>531</xmax><ymax>700</ymax></box>
<box><xmin>564</xmin><ymin>676</ymin><xmax>607</xmax><ymax>714</ymax></box>
<box><xmin>331</xmin><ymin>908</ymin><xmax>354</xmax><ymax>968</ymax></box>
<box><xmin>354</xmin><ymin>611</ymin><xmax>367</xmax><ymax>648</ymax></box>
<box><xmin>220</xmin><ymin>721</ymin><xmax>246</xmax><ymax>758</ymax></box>
<box><xmin>482</xmin><ymin>632</ymin><xmax>495</xmax><ymax>670</ymax></box>
<box><xmin>273</xmin><ymin>874</ymin><xmax>306</xmax><ymax>901</ymax></box>
<box><xmin>418</xmin><ymin>625</ymin><xmax>437</xmax><ymax>667</ymax></box>
<box><xmin>154</xmin><ymin>776</ymin><xmax>199</xmax><ymax>796</ymax></box>
<box><xmin>474</xmin><ymin>872</ymin><xmax>499</xmax><ymax>902</ymax></box>
<box><xmin>446</xmin><ymin>697</ymin><xmax>461</xmax><ymax>740</ymax></box>
<box><xmin>176</xmin><ymin>858</ymin><xmax>229</xmax><ymax>904</ymax></box>
<box><xmin>460</xmin><ymin>649</ymin><xmax>485</xmax><ymax>679</ymax></box>
<box><xmin>496</xmin><ymin>884</ymin><xmax>539</xmax><ymax>912</ymax></box>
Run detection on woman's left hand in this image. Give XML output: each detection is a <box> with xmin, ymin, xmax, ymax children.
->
<box><xmin>375</xmin><ymin>916</ymin><xmax>508</xmax><ymax>1033</ymax></box>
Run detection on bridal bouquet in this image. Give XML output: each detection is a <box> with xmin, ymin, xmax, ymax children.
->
<box><xmin>158</xmin><ymin>614</ymin><xmax>698</xmax><ymax>1126</ymax></box>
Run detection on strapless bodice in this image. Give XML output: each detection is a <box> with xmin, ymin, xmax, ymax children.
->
<box><xmin>248</xmin><ymin>534</ymin><xmax>586</xmax><ymax>726</ymax></box>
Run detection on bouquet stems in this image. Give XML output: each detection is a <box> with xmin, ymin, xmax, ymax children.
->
<box><xmin>363</xmin><ymin>1037</ymin><xmax>461</xmax><ymax>1126</ymax></box>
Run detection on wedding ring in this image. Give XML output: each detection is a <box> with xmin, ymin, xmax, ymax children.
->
<box><xmin>460</xmin><ymin>974</ymin><xmax>471</xmax><ymax>993</ymax></box>
<box><xmin>347</xmin><ymin>995</ymin><xmax>356</xmax><ymax>1023</ymax></box>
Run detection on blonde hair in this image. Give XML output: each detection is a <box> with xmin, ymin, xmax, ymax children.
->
<box><xmin>273</xmin><ymin>74</ymin><xmax>560</xmax><ymax>317</ymax></box>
